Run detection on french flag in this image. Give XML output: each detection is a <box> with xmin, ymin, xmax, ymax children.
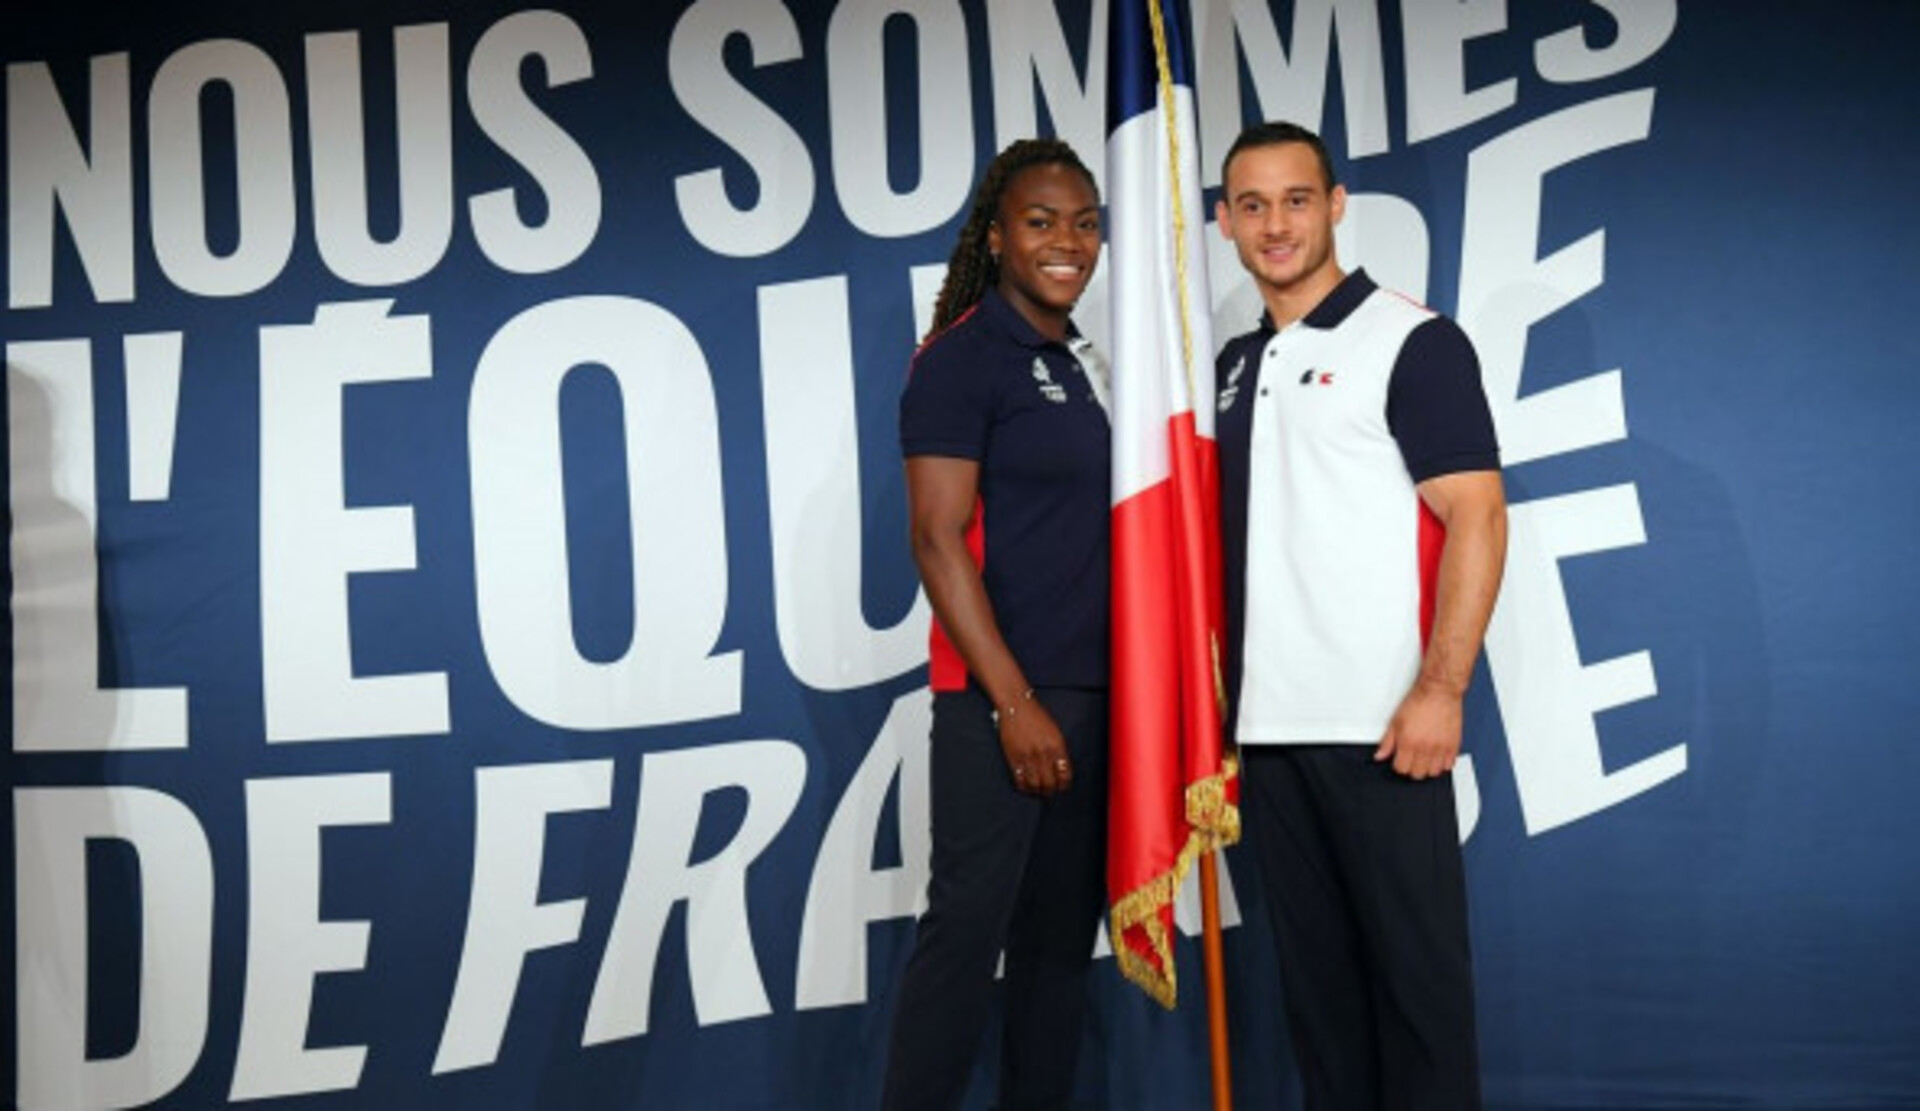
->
<box><xmin>1104</xmin><ymin>0</ymin><xmax>1240</xmax><ymax>1008</ymax></box>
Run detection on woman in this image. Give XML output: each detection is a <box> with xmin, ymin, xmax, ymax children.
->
<box><xmin>884</xmin><ymin>138</ymin><xmax>1110</xmax><ymax>1111</ymax></box>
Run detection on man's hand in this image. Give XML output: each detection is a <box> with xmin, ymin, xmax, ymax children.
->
<box><xmin>1374</xmin><ymin>678</ymin><xmax>1464</xmax><ymax>780</ymax></box>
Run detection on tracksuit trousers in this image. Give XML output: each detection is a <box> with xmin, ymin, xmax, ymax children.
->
<box><xmin>1240</xmin><ymin>743</ymin><xmax>1481</xmax><ymax>1111</ymax></box>
<box><xmin>882</xmin><ymin>687</ymin><xmax>1108</xmax><ymax>1111</ymax></box>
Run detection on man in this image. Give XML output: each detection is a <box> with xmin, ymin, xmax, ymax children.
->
<box><xmin>1213</xmin><ymin>120</ymin><xmax>1507</xmax><ymax>1110</ymax></box>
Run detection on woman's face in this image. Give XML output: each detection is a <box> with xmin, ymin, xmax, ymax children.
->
<box><xmin>987</xmin><ymin>163</ymin><xmax>1101</xmax><ymax>336</ymax></box>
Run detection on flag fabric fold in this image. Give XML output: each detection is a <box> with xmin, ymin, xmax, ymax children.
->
<box><xmin>1104</xmin><ymin>0</ymin><xmax>1240</xmax><ymax>1009</ymax></box>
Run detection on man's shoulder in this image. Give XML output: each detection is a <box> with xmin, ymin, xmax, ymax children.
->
<box><xmin>1354</xmin><ymin>285</ymin><xmax>1444</xmax><ymax>330</ymax></box>
<box><xmin>1346</xmin><ymin>289</ymin><xmax>1481</xmax><ymax>369</ymax></box>
<box><xmin>1394</xmin><ymin>310</ymin><xmax>1478</xmax><ymax>369</ymax></box>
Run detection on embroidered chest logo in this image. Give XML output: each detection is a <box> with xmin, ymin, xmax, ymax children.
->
<box><xmin>1298</xmin><ymin>368</ymin><xmax>1336</xmax><ymax>387</ymax></box>
<box><xmin>1218</xmin><ymin>354</ymin><xmax>1247</xmax><ymax>412</ymax></box>
<box><xmin>1031</xmin><ymin>357</ymin><xmax>1068</xmax><ymax>404</ymax></box>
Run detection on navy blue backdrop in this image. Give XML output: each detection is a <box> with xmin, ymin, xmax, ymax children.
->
<box><xmin>5</xmin><ymin>2</ymin><xmax>1917</xmax><ymax>1108</ymax></box>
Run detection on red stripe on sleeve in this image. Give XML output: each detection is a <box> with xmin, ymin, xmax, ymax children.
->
<box><xmin>1417</xmin><ymin>501</ymin><xmax>1446</xmax><ymax>648</ymax></box>
<box><xmin>928</xmin><ymin>495</ymin><xmax>986</xmax><ymax>692</ymax></box>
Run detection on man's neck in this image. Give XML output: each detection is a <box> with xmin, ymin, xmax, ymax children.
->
<box><xmin>1262</xmin><ymin>264</ymin><xmax>1347</xmax><ymax>330</ymax></box>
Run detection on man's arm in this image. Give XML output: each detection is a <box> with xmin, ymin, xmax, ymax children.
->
<box><xmin>1373</xmin><ymin>469</ymin><xmax>1508</xmax><ymax>779</ymax></box>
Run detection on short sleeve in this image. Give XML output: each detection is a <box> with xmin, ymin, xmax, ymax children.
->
<box><xmin>900</xmin><ymin>335</ymin><xmax>992</xmax><ymax>461</ymax></box>
<box><xmin>1386</xmin><ymin>317</ymin><xmax>1500</xmax><ymax>483</ymax></box>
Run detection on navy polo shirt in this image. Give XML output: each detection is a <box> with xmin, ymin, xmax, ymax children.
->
<box><xmin>899</xmin><ymin>287</ymin><xmax>1111</xmax><ymax>692</ymax></box>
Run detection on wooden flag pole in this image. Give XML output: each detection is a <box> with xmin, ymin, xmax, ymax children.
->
<box><xmin>1200</xmin><ymin>851</ymin><xmax>1233</xmax><ymax>1110</ymax></box>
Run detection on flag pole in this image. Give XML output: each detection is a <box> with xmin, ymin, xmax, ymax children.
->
<box><xmin>1200</xmin><ymin>851</ymin><xmax>1233</xmax><ymax>1110</ymax></box>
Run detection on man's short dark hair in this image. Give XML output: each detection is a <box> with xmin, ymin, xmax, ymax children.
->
<box><xmin>1220</xmin><ymin>121</ymin><xmax>1337</xmax><ymax>193</ymax></box>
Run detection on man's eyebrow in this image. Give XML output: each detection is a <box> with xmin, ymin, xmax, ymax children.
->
<box><xmin>1226</xmin><ymin>185</ymin><xmax>1320</xmax><ymax>205</ymax></box>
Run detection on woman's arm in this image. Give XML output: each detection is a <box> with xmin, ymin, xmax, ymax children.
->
<box><xmin>906</xmin><ymin>455</ymin><xmax>1074</xmax><ymax>795</ymax></box>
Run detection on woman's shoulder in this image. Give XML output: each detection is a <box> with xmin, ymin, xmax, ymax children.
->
<box><xmin>910</xmin><ymin>302</ymin><xmax>1014</xmax><ymax>383</ymax></box>
<box><xmin>914</xmin><ymin>302</ymin><xmax>991</xmax><ymax>359</ymax></box>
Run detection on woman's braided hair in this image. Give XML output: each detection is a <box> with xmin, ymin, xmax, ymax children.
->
<box><xmin>925</xmin><ymin>138</ymin><xmax>1100</xmax><ymax>341</ymax></box>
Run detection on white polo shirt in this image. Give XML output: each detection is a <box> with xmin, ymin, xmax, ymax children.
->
<box><xmin>1215</xmin><ymin>270</ymin><xmax>1499</xmax><ymax>744</ymax></box>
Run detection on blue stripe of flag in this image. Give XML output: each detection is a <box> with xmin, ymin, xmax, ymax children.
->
<box><xmin>1107</xmin><ymin>0</ymin><xmax>1198</xmax><ymax>132</ymax></box>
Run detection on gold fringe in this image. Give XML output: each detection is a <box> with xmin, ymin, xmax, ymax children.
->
<box><xmin>1110</xmin><ymin>751</ymin><xmax>1242</xmax><ymax>1009</ymax></box>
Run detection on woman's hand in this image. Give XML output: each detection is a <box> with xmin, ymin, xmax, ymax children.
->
<box><xmin>995</xmin><ymin>692</ymin><xmax>1073</xmax><ymax>796</ymax></box>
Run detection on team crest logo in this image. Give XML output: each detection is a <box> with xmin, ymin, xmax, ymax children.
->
<box><xmin>1031</xmin><ymin>357</ymin><xmax>1068</xmax><ymax>403</ymax></box>
<box><xmin>1218</xmin><ymin>355</ymin><xmax>1247</xmax><ymax>412</ymax></box>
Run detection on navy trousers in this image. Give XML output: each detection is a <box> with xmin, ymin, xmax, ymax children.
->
<box><xmin>1240</xmin><ymin>744</ymin><xmax>1481</xmax><ymax>1111</ymax></box>
<box><xmin>882</xmin><ymin>687</ymin><xmax>1108</xmax><ymax>1111</ymax></box>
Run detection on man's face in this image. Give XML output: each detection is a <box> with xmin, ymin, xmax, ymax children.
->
<box><xmin>1216</xmin><ymin>141</ymin><xmax>1347</xmax><ymax>298</ymax></box>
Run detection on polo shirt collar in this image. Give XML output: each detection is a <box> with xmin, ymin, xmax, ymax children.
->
<box><xmin>1256</xmin><ymin>268</ymin><xmax>1379</xmax><ymax>334</ymax></box>
<box><xmin>980</xmin><ymin>286</ymin><xmax>1080</xmax><ymax>350</ymax></box>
